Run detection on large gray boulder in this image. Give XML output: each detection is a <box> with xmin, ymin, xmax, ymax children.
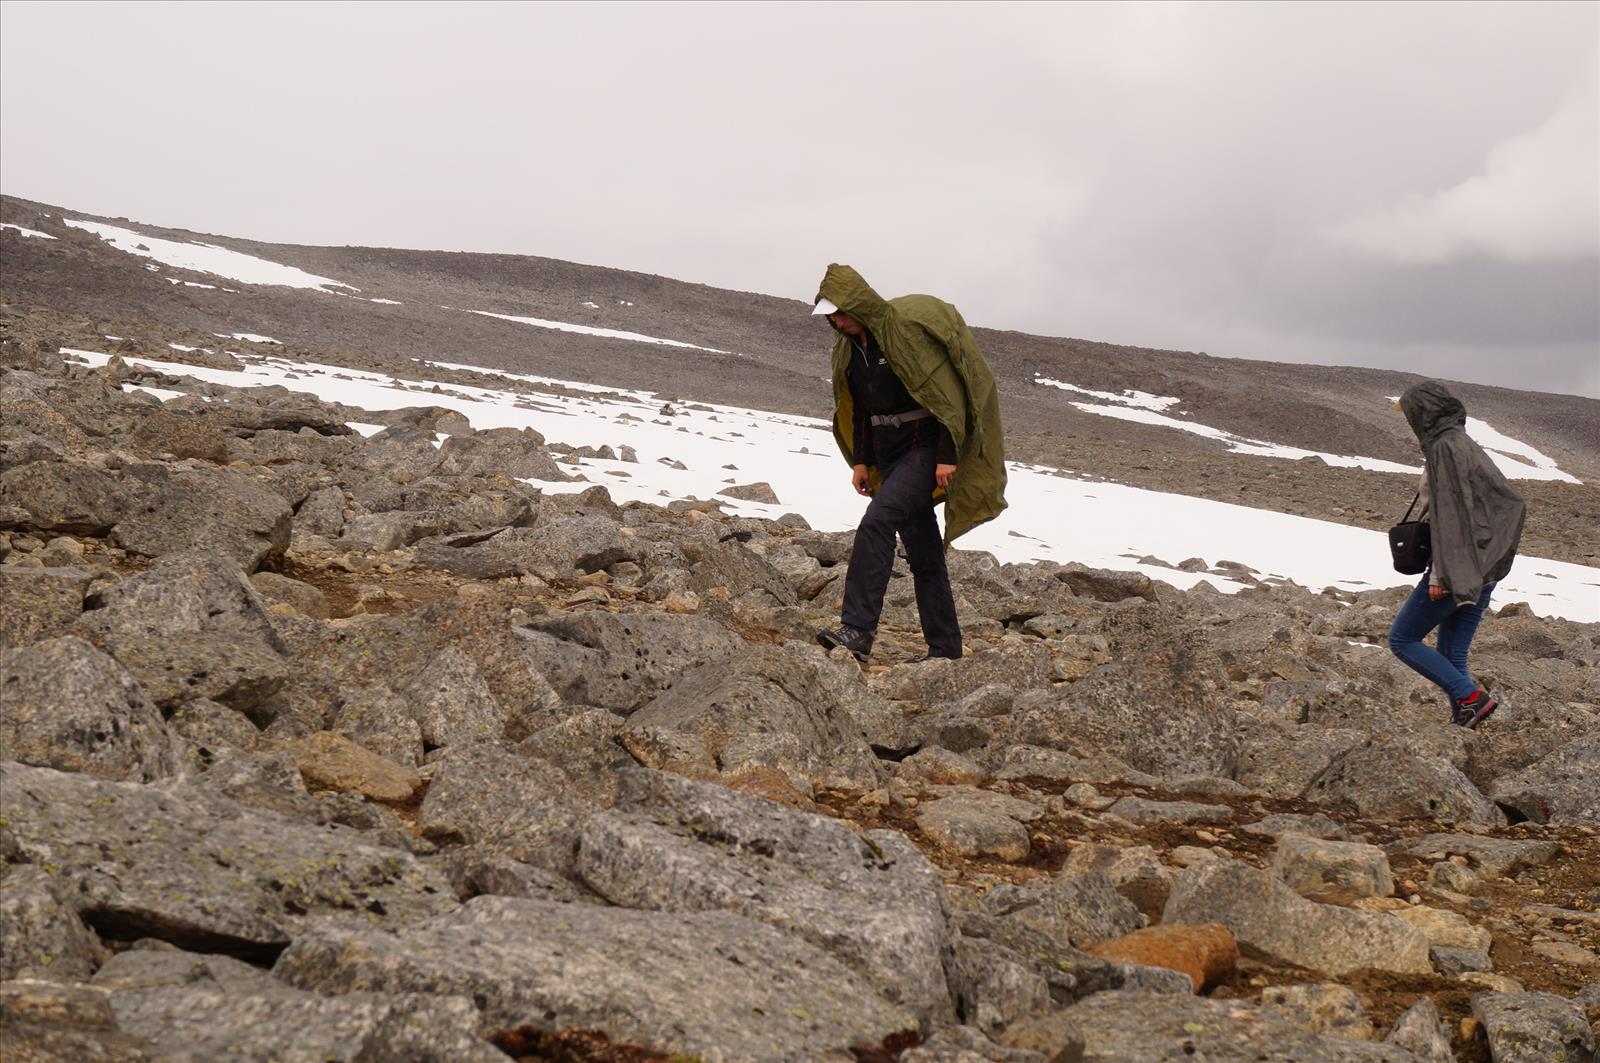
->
<box><xmin>0</xmin><ymin>565</ymin><xmax>90</xmax><ymax>648</ymax></box>
<box><xmin>292</xmin><ymin>485</ymin><xmax>346</xmax><ymax>539</ymax></box>
<box><xmin>1059</xmin><ymin>843</ymin><xmax>1175</xmax><ymax>919</ymax></box>
<box><xmin>1163</xmin><ymin>861</ymin><xmax>1432</xmax><ymax>978</ymax></box>
<box><xmin>436</xmin><ymin>429</ymin><xmax>568</xmax><ymax>482</ymax></box>
<box><xmin>78</xmin><ymin>552</ymin><xmax>288</xmax><ymax>718</ymax></box>
<box><xmin>1303</xmin><ymin>734</ymin><xmax>1505</xmax><ymax>826</ymax></box>
<box><xmin>1471</xmin><ymin>991</ymin><xmax>1595</xmax><ymax>1063</ymax></box>
<box><xmin>873</xmin><ymin>644</ymin><xmax>1055</xmax><ymax>707</ymax></box>
<box><xmin>1234</xmin><ymin>721</ymin><xmax>1362</xmax><ymax>798</ymax></box>
<box><xmin>0</xmin><ymin>459</ymin><xmax>126</xmax><ymax>534</ymax></box>
<box><xmin>512</xmin><ymin>515</ymin><xmax>639</xmax><ymax>576</ymax></box>
<box><xmin>951</xmin><ymin>910</ymin><xmax>1126</xmax><ymax>1034</ymax></box>
<box><xmin>515</xmin><ymin>707</ymin><xmax>633</xmax><ymax>806</ymax></box>
<box><xmin>275</xmin><ymin>895</ymin><xmax>920</xmax><ymax>1062</ymax></box>
<box><xmin>416</xmin><ymin>516</ymin><xmax>637</xmax><ymax>579</ymax></box>
<box><xmin>514</xmin><ymin>610</ymin><xmax>742</xmax><ymax>712</ymax></box>
<box><xmin>1060</xmin><ymin>991</ymin><xmax>1421</xmax><ymax>1061</ymax></box>
<box><xmin>0</xmin><ymin>762</ymin><xmax>454</xmax><ymax>958</ymax></box>
<box><xmin>80</xmin><ymin>551</ymin><xmax>284</xmax><ymax>658</ymax></box>
<box><xmin>91</xmin><ymin>949</ymin><xmax>502</xmax><ymax>1063</ymax></box>
<box><xmin>0</xmin><ymin>636</ymin><xmax>182</xmax><ymax>781</ymax></box>
<box><xmin>0</xmin><ymin>980</ymin><xmax>164</xmax><ymax>1062</ymax></box>
<box><xmin>0</xmin><ymin>864</ymin><xmax>104</xmax><ymax>982</ymax></box>
<box><xmin>997</xmin><ymin>605</ymin><xmax>1238</xmax><ymax>779</ymax></box>
<box><xmin>111</xmin><ymin>466</ymin><xmax>292</xmax><ymax>571</ymax></box>
<box><xmin>338</xmin><ymin>510</ymin><xmax>443</xmax><ymax>552</ymax></box>
<box><xmin>687</xmin><ymin>538</ymin><xmax>798</xmax><ymax>606</ymax></box>
<box><xmin>1271</xmin><ymin>833</ymin><xmax>1395</xmax><ymax>905</ymax></box>
<box><xmin>417</xmin><ymin>742</ymin><xmax>583</xmax><ymax>875</ymax></box>
<box><xmin>1489</xmin><ymin>729</ymin><xmax>1600</xmax><ymax>825</ymax></box>
<box><xmin>1382</xmin><ymin>833</ymin><xmax>1561</xmax><ymax>879</ymax></box>
<box><xmin>622</xmin><ymin>646</ymin><xmax>883</xmax><ymax>786</ymax></box>
<box><xmin>980</xmin><ymin>873</ymin><xmax>1143</xmax><ymax>949</ymax></box>
<box><xmin>399</xmin><ymin>645</ymin><xmax>505</xmax><ymax>750</ymax></box>
<box><xmin>1058</xmin><ymin>564</ymin><xmax>1158</xmax><ymax>603</ymax></box>
<box><xmin>1385</xmin><ymin>997</ymin><xmax>1453</xmax><ymax>1063</ymax></box>
<box><xmin>575</xmin><ymin>769</ymin><xmax>955</xmax><ymax>1023</ymax></box>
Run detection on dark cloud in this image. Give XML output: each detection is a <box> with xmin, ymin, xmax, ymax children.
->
<box><xmin>3</xmin><ymin>1</ymin><xmax>1595</xmax><ymax>395</ymax></box>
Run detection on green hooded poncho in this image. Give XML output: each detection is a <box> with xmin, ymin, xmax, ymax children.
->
<box><xmin>816</xmin><ymin>264</ymin><xmax>1007</xmax><ymax>545</ymax></box>
<box><xmin>1401</xmin><ymin>380</ymin><xmax>1525</xmax><ymax>607</ymax></box>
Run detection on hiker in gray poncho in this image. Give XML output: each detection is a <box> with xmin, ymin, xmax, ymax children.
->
<box><xmin>1388</xmin><ymin>381</ymin><xmax>1526</xmax><ymax>729</ymax></box>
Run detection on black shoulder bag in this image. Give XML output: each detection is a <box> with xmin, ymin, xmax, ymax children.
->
<box><xmin>1389</xmin><ymin>492</ymin><xmax>1431</xmax><ymax>575</ymax></box>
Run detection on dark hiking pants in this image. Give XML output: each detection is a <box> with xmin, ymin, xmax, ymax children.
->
<box><xmin>840</xmin><ymin>446</ymin><xmax>961</xmax><ymax>656</ymax></box>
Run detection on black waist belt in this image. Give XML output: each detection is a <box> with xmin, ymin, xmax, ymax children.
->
<box><xmin>869</xmin><ymin>408</ymin><xmax>935</xmax><ymax>428</ymax></box>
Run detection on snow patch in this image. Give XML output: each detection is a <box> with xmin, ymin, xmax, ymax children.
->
<box><xmin>1465</xmin><ymin>418</ymin><xmax>1579</xmax><ymax>483</ymax></box>
<box><xmin>121</xmin><ymin>384</ymin><xmax>187</xmax><ymax>402</ymax></box>
<box><xmin>1035</xmin><ymin>376</ymin><xmax>1181</xmax><ymax>411</ymax></box>
<box><xmin>1</xmin><ymin>223</ymin><xmax>56</xmax><ymax>240</ymax></box>
<box><xmin>1066</xmin><ymin>400</ymin><xmax>1422</xmax><ymax>475</ymax></box>
<box><xmin>368</xmin><ymin>298</ymin><xmax>403</xmax><ymax>305</ymax></box>
<box><xmin>221</xmin><ymin>332</ymin><xmax>282</xmax><ymax>345</ymax></box>
<box><xmin>464</xmin><ymin>308</ymin><xmax>727</xmax><ymax>353</ymax></box>
<box><xmin>63</xmin><ymin>219</ymin><xmax>358</xmax><ymax>293</ymax></box>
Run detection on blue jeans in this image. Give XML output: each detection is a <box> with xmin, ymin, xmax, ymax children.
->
<box><xmin>1387</xmin><ymin>573</ymin><xmax>1495</xmax><ymax>702</ymax></box>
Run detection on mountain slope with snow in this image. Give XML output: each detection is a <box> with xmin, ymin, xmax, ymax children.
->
<box><xmin>4</xmin><ymin>192</ymin><xmax>1597</xmax><ymax>576</ymax></box>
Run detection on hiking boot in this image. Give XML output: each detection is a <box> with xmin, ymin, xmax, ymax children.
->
<box><xmin>909</xmin><ymin>650</ymin><xmax>962</xmax><ymax>663</ymax></box>
<box><xmin>817</xmin><ymin>624</ymin><xmax>873</xmax><ymax>661</ymax></box>
<box><xmin>1454</xmin><ymin>689</ymin><xmax>1498</xmax><ymax>730</ymax></box>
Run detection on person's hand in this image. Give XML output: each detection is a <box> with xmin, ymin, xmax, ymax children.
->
<box><xmin>935</xmin><ymin>463</ymin><xmax>957</xmax><ymax>489</ymax></box>
<box><xmin>852</xmin><ymin>464</ymin><xmax>872</xmax><ymax>496</ymax></box>
<box><xmin>1428</xmin><ymin>584</ymin><xmax>1449</xmax><ymax>601</ymax></box>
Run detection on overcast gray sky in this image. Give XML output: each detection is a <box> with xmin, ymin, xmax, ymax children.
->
<box><xmin>4</xmin><ymin>1</ymin><xmax>1596</xmax><ymax>395</ymax></box>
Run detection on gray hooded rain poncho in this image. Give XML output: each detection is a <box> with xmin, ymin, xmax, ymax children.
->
<box><xmin>1400</xmin><ymin>381</ymin><xmax>1525</xmax><ymax>607</ymax></box>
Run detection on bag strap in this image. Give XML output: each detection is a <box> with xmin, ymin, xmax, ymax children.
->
<box><xmin>1399</xmin><ymin>491</ymin><xmax>1420</xmax><ymax>523</ymax></box>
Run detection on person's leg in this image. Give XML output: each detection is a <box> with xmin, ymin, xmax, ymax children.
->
<box><xmin>839</xmin><ymin>453</ymin><xmax>933</xmax><ymax>635</ymax></box>
<box><xmin>1387</xmin><ymin>573</ymin><xmax>1478</xmax><ymax>702</ymax></box>
<box><xmin>898</xmin><ymin>456</ymin><xmax>961</xmax><ymax>657</ymax></box>
<box><xmin>1436</xmin><ymin>581</ymin><xmax>1495</xmax><ymax>691</ymax></box>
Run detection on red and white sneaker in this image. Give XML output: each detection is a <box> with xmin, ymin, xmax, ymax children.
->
<box><xmin>1453</xmin><ymin>689</ymin><xmax>1498</xmax><ymax>730</ymax></box>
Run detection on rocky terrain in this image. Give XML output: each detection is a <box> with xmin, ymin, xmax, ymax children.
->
<box><xmin>3</xmin><ymin>194</ymin><xmax>1598</xmax><ymax>571</ymax></box>
<box><xmin>2</xmin><ymin>317</ymin><xmax>1598</xmax><ymax>1062</ymax></box>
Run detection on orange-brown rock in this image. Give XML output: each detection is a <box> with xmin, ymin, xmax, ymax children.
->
<box><xmin>1085</xmin><ymin>922</ymin><xmax>1239</xmax><ymax>992</ymax></box>
<box><xmin>288</xmin><ymin>731</ymin><xmax>421</xmax><ymax>804</ymax></box>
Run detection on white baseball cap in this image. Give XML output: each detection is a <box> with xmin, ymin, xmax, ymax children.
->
<box><xmin>812</xmin><ymin>297</ymin><xmax>839</xmax><ymax>316</ymax></box>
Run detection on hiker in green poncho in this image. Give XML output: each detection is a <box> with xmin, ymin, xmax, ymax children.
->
<box><xmin>812</xmin><ymin>264</ymin><xmax>1007</xmax><ymax>663</ymax></box>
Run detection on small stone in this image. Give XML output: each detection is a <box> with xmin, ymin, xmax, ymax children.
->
<box><xmin>918</xmin><ymin>797</ymin><xmax>1032</xmax><ymax>863</ymax></box>
<box><xmin>993</xmin><ymin>1010</ymin><xmax>1087</xmax><ymax>1060</ymax></box>
<box><xmin>1261</xmin><ymin>982</ymin><xmax>1375</xmax><ymax>1040</ymax></box>
<box><xmin>1458</xmin><ymin>972</ymin><xmax>1524</xmax><ymax>993</ymax></box>
<box><xmin>1394</xmin><ymin>906</ymin><xmax>1492</xmax><ymax>951</ymax></box>
<box><xmin>1059</xmin><ymin>843</ymin><xmax>1174</xmax><ymax>919</ymax></box>
<box><xmin>1064</xmin><ymin>782</ymin><xmax>1112</xmax><ymax>810</ymax></box>
<box><xmin>1530</xmin><ymin>940</ymin><xmax>1599</xmax><ymax>968</ymax></box>
<box><xmin>1431</xmin><ymin>946</ymin><xmax>1493</xmax><ymax>975</ymax></box>
<box><xmin>1084</xmin><ymin>922</ymin><xmax>1238</xmax><ymax>992</ymax></box>
<box><xmin>1428</xmin><ymin>859</ymin><xmax>1479</xmax><ymax>893</ymax></box>
<box><xmin>1387</xmin><ymin>997</ymin><xmax>1453</xmax><ymax>1063</ymax></box>
<box><xmin>1472</xmin><ymin>991</ymin><xmax>1595</xmax><ymax>1063</ymax></box>
<box><xmin>287</xmin><ymin>731</ymin><xmax>422</xmax><ymax>803</ymax></box>
<box><xmin>1271</xmin><ymin>833</ymin><xmax>1395</xmax><ymax>905</ymax></box>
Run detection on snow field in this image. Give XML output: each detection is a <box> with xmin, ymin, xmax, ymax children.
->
<box><xmin>1041</xmin><ymin>376</ymin><xmax>1579</xmax><ymax>483</ymax></box>
<box><xmin>62</xmin><ymin>219</ymin><xmax>358</xmax><ymax>293</ymax></box>
<box><xmin>62</xmin><ymin>348</ymin><xmax>1600</xmax><ymax>623</ymax></box>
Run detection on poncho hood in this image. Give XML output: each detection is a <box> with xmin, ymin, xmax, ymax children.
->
<box><xmin>816</xmin><ymin>264</ymin><xmax>1007</xmax><ymax>545</ymax></box>
<box><xmin>1401</xmin><ymin>380</ymin><xmax>1468</xmax><ymax>448</ymax></box>
<box><xmin>1399</xmin><ymin>380</ymin><xmax>1525</xmax><ymax>607</ymax></box>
